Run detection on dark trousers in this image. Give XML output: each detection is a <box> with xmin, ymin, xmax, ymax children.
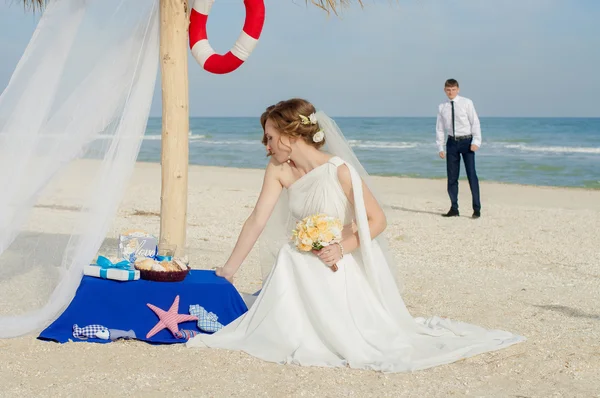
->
<box><xmin>446</xmin><ymin>137</ymin><xmax>481</xmax><ymax>212</ymax></box>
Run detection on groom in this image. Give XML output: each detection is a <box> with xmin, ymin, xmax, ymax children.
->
<box><xmin>435</xmin><ymin>79</ymin><xmax>482</xmax><ymax>218</ymax></box>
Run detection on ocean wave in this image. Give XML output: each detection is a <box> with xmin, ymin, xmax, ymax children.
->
<box><xmin>187</xmin><ymin>139</ymin><xmax>422</xmax><ymax>149</ymax></box>
<box><xmin>94</xmin><ymin>132</ymin><xmax>208</xmax><ymax>141</ymax></box>
<box><xmin>348</xmin><ymin>140</ymin><xmax>419</xmax><ymax>149</ymax></box>
<box><xmin>191</xmin><ymin>139</ymin><xmax>259</xmax><ymax>146</ymax></box>
<box><xmin>142</xmin><ymin>134</ymin><xmax>207</xmax><ymax>141</ymax></box>
<box><xmin>504</xmin><ymin>144</ymin><xmax>600</xmax><ymax>154</ymax></box>
<box><xmin>186</xmin><ymin>138</ymin><xmax>422</xmax><ymax>149</ymax></box>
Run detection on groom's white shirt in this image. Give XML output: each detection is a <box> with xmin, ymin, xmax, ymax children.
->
<box><xmin>435</xmin><ymin>95</ymin><xmax>482</xmax><ymax>152</ymax></box>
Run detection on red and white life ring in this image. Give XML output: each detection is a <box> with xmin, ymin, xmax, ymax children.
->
<box><xmin>189</xmin><ymin>0</ymin><xmax>265</xmax><ymax>75</ymax></box>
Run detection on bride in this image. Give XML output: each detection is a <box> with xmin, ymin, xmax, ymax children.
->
<box><xmin>187</xmin><ymin>98</ymin><xmax>524</xmax><ymax>372</ymax></box>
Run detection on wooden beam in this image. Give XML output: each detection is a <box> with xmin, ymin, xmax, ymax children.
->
<box><xmin>159</xmin><ymin>0</ymin><xmax>189</xmax><ymax>253</ymax></box>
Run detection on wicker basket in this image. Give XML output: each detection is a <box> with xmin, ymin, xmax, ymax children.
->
<box><xmin>135</xmin><ymin>266</ymin><xmax>190</xmax><ymax>282</ymax></box>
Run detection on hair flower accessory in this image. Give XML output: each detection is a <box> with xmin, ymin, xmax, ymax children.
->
<box><xmin>299</xmin><ymin>113</ymin><xmax>318</xmax><ymax>125</ymax></box>
<box><xmin>312</xmin><ymin>130</ymin><xmax>325</xmax><ymax>143</ymax></box>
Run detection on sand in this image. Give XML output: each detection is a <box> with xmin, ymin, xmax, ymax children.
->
<box><xmin>1</xmin><ymin>162</ymin><xmax>599</xmax><ymax>397</ymax></box>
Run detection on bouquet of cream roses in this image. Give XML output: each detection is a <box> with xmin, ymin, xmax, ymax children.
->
<box><xmin>291</xmin><ymin>213</ymin><xmax>343</xmax><ymax>271</ymax></box>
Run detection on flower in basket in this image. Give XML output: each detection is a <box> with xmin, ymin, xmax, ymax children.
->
<box><xmin>291</xmin><ymin>213</ymin><xmax>343</xmax><ymax>271</ymax></box>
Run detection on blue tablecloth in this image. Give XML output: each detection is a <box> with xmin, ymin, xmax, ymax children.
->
<box><xmin>38</xmin><ymin>270</ymin><xmax>248</xmax><ymax>344</ymax></box>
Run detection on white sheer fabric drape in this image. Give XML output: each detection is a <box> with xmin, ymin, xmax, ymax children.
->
<box><xmin>0</xmin><ymin>0</ymin><xmax>159</xmax><ymax>338</ymax></box>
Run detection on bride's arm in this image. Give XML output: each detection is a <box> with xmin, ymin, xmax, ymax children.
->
<box><xmin>215</xmin><ymin>161</ymin><xmax>284</xmax><ymax>281</ymax></box>
<box><xmin>315</xmin><ymin>164</ymin><xmax>386</xmax><ymax>266</ymax></box>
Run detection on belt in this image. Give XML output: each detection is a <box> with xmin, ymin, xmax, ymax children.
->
<box><xmin>448</xmin><ymin>134</ymin><xmax>472</xmax><ymax>141</ymax></box>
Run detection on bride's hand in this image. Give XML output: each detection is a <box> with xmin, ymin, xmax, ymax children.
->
<box><xmin>312</xmin><ymin>243</ymin><xmax>342</xmax><ymax>267</ymax></box>
<box><xmin>214</xmin><ymin>267</ymin><xmax>234</xmax><ymax>283</ymax></box>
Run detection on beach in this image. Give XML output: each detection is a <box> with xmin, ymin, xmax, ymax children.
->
<box><xmin>1</xmin><ymin>162</ymin><xmax>599</xmax><ymax>397</ymax></box>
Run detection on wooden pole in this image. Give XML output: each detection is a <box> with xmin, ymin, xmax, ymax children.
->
<box><xmin>159</xmin><ymin>0</ymin><xmax>189</xmax><ymax>253</ymax></box>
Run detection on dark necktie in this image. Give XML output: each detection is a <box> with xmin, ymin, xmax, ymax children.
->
<box><xmin>451</xmin><ymin>100</ymin><xmax>455</xmax><ymax>136</ymax></box>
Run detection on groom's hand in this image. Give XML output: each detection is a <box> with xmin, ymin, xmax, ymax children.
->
<box><xmin>439</xmin><ymin>151</ymin><xmax>445</xmax><ymax>159</ymax></box>
<box><xmin>470</xmin><ymin>145</ymin><xmax>479</xmax><ymax>152</ymax></box>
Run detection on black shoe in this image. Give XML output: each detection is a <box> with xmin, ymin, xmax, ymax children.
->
<box><xmin>472</xmin><ymin>211</ymin><xmax>481</xmax><ymax>219</ymax></box>
<box><xmin>442</xmin><ymin>208</ymin><xmax>459</xmax><ymax>217</ymax></box>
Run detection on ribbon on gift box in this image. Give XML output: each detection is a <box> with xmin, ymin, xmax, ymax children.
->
<box><xmin>96</xmin><ymin>256</ymin><xmax>134</xmax><ymax>279</ymax></box>
<box><xmin>97</xmin><ymin>255</ymin><xmax>132</xmax><ymax>269</ymax></box>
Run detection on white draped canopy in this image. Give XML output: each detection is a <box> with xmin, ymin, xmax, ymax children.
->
<box><xmin>0</xmin><ymin>0</ymin><xmax>159</xmax><ymax>337</ymax></box>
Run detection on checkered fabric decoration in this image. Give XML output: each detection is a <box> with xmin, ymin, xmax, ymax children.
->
<box><xmin>73</xmin><ymin>324</ymin><xmax>109</xmax><ymax>340</ymax></box>
<box><xmin>189</xmin><ymin>305</ymin><xmax>224</xmax><ymax>333</ymax></box>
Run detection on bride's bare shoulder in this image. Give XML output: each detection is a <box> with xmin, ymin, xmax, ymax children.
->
<box><xmin>265</xmin><ymin>158</ymin><xmax>298</xmax><ymax>188</ymax></box>
<box><xmin>265</xmin><ymin>158</ymin><xmax>293</xmax><ymax>185</ymax></box>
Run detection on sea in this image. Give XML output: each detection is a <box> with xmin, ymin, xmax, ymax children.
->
<box><xmin>137</xmin><ymin>117</ymin><xmax>600</xmax><ymax>189</ymax></box>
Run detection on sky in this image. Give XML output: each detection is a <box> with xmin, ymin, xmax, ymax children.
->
<box><xmin>0</xmin><ymin>0</ymin><xmax>599</xmax><ymax>117</ymax></box>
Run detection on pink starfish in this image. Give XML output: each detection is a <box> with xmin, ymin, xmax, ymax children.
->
<box><xmin>146</xmin><ymin>295</ymin><xmax>198</xmax><ymax>339</ymax></box>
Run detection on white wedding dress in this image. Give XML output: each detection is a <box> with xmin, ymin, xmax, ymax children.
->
<box><xmin>187</xmin><ymin>156</ymin><xmax>524</xmax><ymax>372</ymax></box>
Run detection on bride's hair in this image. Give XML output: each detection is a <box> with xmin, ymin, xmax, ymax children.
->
<box><xmin>260</xmin><ymin>98</ymin><xmax>326</xmax><ymax>152</ymax></box>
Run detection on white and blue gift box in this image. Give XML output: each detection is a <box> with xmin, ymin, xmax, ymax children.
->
<box><xmin>83</xmin><ymin>256</ymin><xmax>140</xmax><ymax>281</ymax></box>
